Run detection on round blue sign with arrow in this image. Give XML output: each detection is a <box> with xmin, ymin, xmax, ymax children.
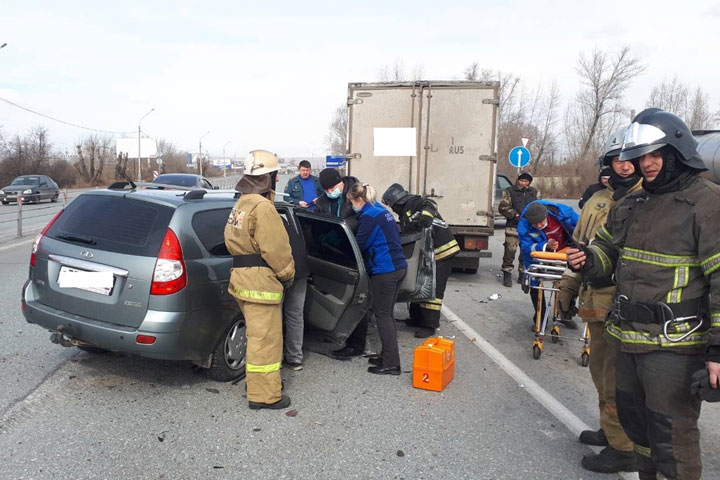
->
<box><xmin>509</xmin><ymin>146</ymin><xmax>531</xmax><ymax>168</ymax></box>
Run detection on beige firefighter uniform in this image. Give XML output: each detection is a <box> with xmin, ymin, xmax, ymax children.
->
<box><xmin>558</xmin><ymin>179</ymin><xmax>642</xmax><ymax>453</ymax></box>
<box><xmin>225</xmin><ymin>193</ymin><xmax>294</xmax><ymax>404</ymax></box>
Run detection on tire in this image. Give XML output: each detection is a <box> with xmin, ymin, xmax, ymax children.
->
<box><xmin>581</xmin><ymin>352</ymin><xmax>590</xmax><ymax>367</ymax></box>
<box><xmin>51</xmin><ymin>194</ymin><xmax>58</xmax><ymax>203</ymax></box>
<box><xmin>551</xmin><ymin>326</ymin><xmax>560</xmax><ymax>344</ymax></box>
<box><xmin>205</xmin><ymin>318</ymin><xmax>247</xmax><ymax>382</ymax></box>
<box><xmin>78</xmin><ymin>345</ymin><xmax>110</xmax><ymax>354</ymax></box>
<box><xmin>532</xmin><ymin>345</ymin><xmax>542</xmax><ymax>360</ymax></box>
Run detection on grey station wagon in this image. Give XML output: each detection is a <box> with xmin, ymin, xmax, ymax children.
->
<box><xmin>22</xmin><ymin>186</ymin><xmax>434</xmax><ymax>381</ymax></box>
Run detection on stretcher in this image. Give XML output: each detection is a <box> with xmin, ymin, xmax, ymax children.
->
<box><xmin>524</xmin><ymin>250</ymin><xmax>591</xmax><ymax>366</ymax></box>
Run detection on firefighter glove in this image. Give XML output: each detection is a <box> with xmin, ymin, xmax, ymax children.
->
<box><xmin>690</xmin><ymin>368</ymin><xmax>720</xmax><ymax>402</ymax></box>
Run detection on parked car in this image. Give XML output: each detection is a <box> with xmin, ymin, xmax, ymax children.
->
<box><xmin>150</xmin><ymin>173</ymin><xmax>217</xmax><ymax>190</ymax></box>
<box><xmin>22</xmin><ymin>186</ymin><xmax>434</xmax><ymax>381</ymax></box>
<box><xmin>1</xmin><ymin>175</ymin><xmax>59</xmax><ymax>205</ymax></box>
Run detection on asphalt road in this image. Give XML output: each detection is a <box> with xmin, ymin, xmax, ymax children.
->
<box><xmin>0</xmin><ymin>190</ymin><xmax>718</xmax><ymax>479</ymax></box>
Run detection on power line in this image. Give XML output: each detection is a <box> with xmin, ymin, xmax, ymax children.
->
<box><xmin>0</xmin><ymin>96</ymin><xmax>135</xmax><ymax>134</ymax></box>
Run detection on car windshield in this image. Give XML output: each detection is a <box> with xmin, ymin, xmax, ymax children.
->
<box><xmin>153</xmin><ymin>175</ymin><xmax>197</xmax><ymax>187</ymax></box>
<box><xmin>11</xmin><ymin>177</ymin><xmax>40</xmax><ymax>185</ymax></box>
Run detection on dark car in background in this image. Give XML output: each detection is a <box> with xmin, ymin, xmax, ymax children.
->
<box><xmin>22</xmin><ymin>186</ymin><xmax>434</xmax><ymax>381</ymax></box>
<box><xmin>494</xmin><ymin>173</ymin><xmax>512</xmax><ymax>221</ymax></box>
<box><xmin>150</xmin><ymin>173</ymin><xmax>217</xmax><ymax>190</ymax></box>
<box><xmin>1</xmin><ymin>175</ymin><xmax>59</xmax><ymax>205</ymax></box>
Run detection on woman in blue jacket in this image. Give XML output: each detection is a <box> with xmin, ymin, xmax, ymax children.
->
<box><xmin>347</xmin><ymin>183</ymin><xmax>407</xmax><ymax>375</ymax></box>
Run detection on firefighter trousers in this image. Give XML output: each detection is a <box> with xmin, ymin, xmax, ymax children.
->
<box><xmin>587</xmin><ymin>322</ymin><xmax>632</xmax><ymax>452</ymax></box>
<box><xmin>615</xmin><ymin>349</ymin><xmax>704</xmax><ymax>480</ymax></box>
<box><xmin>409</xmin><ymin>257</ymin><xmax>453</xmax><ymax>329</ymax></box>
<box><xmin>236</xmin><ymin>300</ymin><xmax>283</xmax><ymax>404</ymax></box>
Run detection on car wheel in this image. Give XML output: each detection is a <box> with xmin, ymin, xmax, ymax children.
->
<box><xmin>51</xmin><ymin>194</ymin><xmax>58</xmax><ymax>203</ymax></box>
<box><xmin>78</xmin><ymin>345</ymin><xmax>110</xmax><ymax>354</ymax></box>
<box><xmin>205</xmin><ymin>318</ymin><xmax>247</xmax><ymax>382</ymax></box>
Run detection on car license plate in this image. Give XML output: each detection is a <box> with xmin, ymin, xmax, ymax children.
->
<box><xmin>57</xmin><ymin>266</ymin><xmax>114</xmax><ymax>295</ymax></box>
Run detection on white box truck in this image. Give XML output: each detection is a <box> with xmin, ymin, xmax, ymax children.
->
<box><xmin>346</xmin><ymin>81</ymin><xmax>500</xmax><ymax>273</ymax></box>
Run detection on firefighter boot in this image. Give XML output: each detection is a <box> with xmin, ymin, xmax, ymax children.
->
<box><xmin>581</xmin><ymin>447</ymin><xmax>637</xmax><ymax>473</ymax></box>
<box><xmin>579</xmin><ymin>428</ymin><xmax>609</xmax><ymax>446</ymax></box>
<box><xmin>503</xmin><ymin>271</ymin><xmax>512</xmax><ymax>287</ymax></box>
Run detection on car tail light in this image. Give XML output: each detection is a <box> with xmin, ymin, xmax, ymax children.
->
<box><xmin>136</xmin><ymin>335</ymin><xmax>156</xmax><ymax>345</ymax></box>
<box><xmin>30</xmin><ymin>209</ymin><xmax>64</xmax><ymax>266</ymax></box>
<box><xmin>150</xmin><ymin>228</ymin><xmax>187</xmax><ymax>295</ymax></box>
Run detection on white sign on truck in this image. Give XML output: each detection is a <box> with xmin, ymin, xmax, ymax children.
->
<box><xmin>346</xmin><ymin>81</ymin><xmax>500</xmax><ymax>272</ymax></box>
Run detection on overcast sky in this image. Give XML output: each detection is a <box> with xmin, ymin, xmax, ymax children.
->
<box><xmin>2</xmin><ymin>0</ymin><xmax>719</xmax><ymax>158</ymax></box>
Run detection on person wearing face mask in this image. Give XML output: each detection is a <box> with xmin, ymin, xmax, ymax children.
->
<box><xmin>557</xmin><ymin>127</ymin><xmax>642</xmax><ymax>474</ymax></box>
<box><xmin>315</xmin><ymin>168</ymin><xmax>360</xmax><ymax>229</ymax></box>
<box><xmin>517</xmin><ymin>200</ymin><xmax>579</xmax><ymax>330</ymax></box>
<box><xmin>579</xmin><ymin>167</ymin><xmax>612</xmax><ymax>209</ymax></box>
<box><xmin>499</xmin><ymin>172</ymin><xmax>541</xmax><ymax>287</ymax></box>
<box><xmin>567</xmin><ymin>108</ymin><xmax>720</xmax><ymax>480</ymax></box>
<box><xmin>346</xmin><ymin>183</ymin><xmax>407</xmax><ymax>375</ymax></box>
<box><xmin>225</xmin><ymin>149</ymin><xmax>295</xmax><ymax>410</ymax></box>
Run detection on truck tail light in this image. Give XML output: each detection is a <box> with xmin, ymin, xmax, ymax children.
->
<box><xmin>30</xmin><ymin>209</ymin><xmax>65</xmax><ymax>267</ymax></box>
<box><xmin>150</xmin><ymin>228</ymin><xmax>187</xmax><ymax>295</ymax></box>
<box><xmin>463</xmin><ymin>236</ymin><xmax>488</xmax><ymax>251</ymax></box>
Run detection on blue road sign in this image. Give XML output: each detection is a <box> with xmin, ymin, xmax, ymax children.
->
<box><xmin>326</xmin><ymin>155</ymin><xmax>345</xmax><ymax>167</ymax></box>
<box><xmin>186</xmin><ymin>153</ymin><xmax>194</xmax><ymax>166</ymax></box>
<box><xmin>509</xmin><ymin>146</ymin><xmax>531</xmax><ymax>168</ymax></box>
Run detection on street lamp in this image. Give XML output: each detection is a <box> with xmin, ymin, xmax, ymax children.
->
<box><xmin>198</xmin><ymin>131</ymin><xmax>210</xmax><ymax>176</ymax></box>
<box><xmin>138</xmin><ymin>108</ymin><xmax>155</xmax><ymax>182</ymax></box>
<box><xmin>223</xmin><ymin>141</ymin><xmax>231</xmax><ymax>178</ymax></box>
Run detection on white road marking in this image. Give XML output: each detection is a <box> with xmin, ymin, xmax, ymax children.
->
<box><xmin>442</xmin><ymin>305</ymin><xmax>638</xmax><ymax>480</ymax></box>
<box><xmin>0</xmin><ymin>237</ymin><xmax>34</xmax><ymax>252</ymax></box>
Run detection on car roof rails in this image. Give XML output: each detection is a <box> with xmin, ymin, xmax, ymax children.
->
<box><xmin>183</xmin><ymin>189</ymin><xmax>239</xmax><ymax>200</ymax></box>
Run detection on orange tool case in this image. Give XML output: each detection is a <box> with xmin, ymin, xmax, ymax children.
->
<box><xmin>412</xmin><ymin>337</ymin><xmax>455</xmax><ymax>392</ymax></box>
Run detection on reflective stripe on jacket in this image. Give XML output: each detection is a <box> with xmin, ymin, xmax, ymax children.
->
<box><xmin>224</xmin><ymin>193</ymin><xmax>295</xmax><ymax>304</ymax></box>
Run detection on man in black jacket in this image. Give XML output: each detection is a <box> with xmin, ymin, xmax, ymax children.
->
<box><xmin>315</xmin><ymin>168</ymin><xmax>359</xmax><ymax>225</ymax></box>
<box><xmin>498</xmin><ymin>172</ymin><xmax>540</xmax><ymax>287</ymax></box>
<box><xmin>578</xmin><ymin>167</ymin><xmax>611</xmax><ymax>209</ymax></box>
<box><xmin>382</xmin><ymin>183</ymin><xmax>460</xmax><ymax>338</ymax></box>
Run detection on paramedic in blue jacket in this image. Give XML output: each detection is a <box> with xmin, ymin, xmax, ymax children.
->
<box><xmin>284</xmin><ymin>160</ymin><xmax>323</xmax><ymax>210</ymax></box>
<box><xmin>518</xmin><ymin>200</ymin><xmax>579</xmax><ymax>329</ymax></box>
<box><xmin>347</xmin><ymin>182</ymin><xmax>408</xmax><ymax>375</ymax></box>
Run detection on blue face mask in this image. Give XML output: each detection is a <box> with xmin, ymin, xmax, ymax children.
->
<box><xmin>327</xmin><ymin>187</ymin><xmax>342</xmax><ymax>199</ymax></box>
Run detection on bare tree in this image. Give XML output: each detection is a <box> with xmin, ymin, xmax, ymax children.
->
<box><xmin>687</xmin><ymin>86</ymin><xmax>714</xmax><ymax>130</ymax></box>
<box><xmin>569</xmin><ymin>46</ymin><xmax>645</xmax><ymax>164</ymax></box>
<box><xmin>74</xmin><ymin>135</ymin><xmax>112</xmax><ymax>185</ymax></box>
<box><xmin>325</xmin><ymin>104</ymin><xmax>348</xmax><ymax>156</ymax></box>
<box><xmin>378</xmin><ymin>59</ymin><xmax>406</xmax><ymax>82</ymax></box>
<box><xmin>155</xmin><ymin>139</ymin><xmax>190</xmax><ymax>174</ymax></box>
<box><xmin>646</xmin><ymin>76</ymin><xmax>689</xmax><ymax>115</ymax></box>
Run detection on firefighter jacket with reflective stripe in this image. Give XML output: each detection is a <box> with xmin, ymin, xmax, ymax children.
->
<box><xmin>396</xmin><ymin>195</ymin><xmax>459</xmax><ymax>262</ymax></box>
<box><xmin>559</xmin><ymin>179</ymin><xmax>643</xmax><ymax>321</ymax></box>
<box><xmin>225</xmin><ymin>193</ymin><xmax>295</xmax><ymax>304</ymax></box>
<box><xmin>584</xmin><ymin>173</ymin><xmax>720</xmax><ymax>360</ymax></box>
<box><xmin>499</xmin><ymin>184</ymin><xmax>541</xmax><ymax>229</ymax></box>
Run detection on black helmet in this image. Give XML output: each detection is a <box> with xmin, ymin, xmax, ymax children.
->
<box><xmin>620</xmin><ymin>108</ymin><xmax>706</xmax><ymax>170</ymax></box>
<box><xmin>382</xmin><ymin>183</ymin><xmax>410</xmax><ymax>208</ymax></box>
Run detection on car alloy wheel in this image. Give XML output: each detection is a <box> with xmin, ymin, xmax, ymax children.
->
<box><xmin>224</xmin><ymin>319</ymin><xmax>247</xmax><ymax>371</ymax></box>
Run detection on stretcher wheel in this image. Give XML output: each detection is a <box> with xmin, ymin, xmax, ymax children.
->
<box><xmin>532</xmin><ymin>345</ymin><xmax>542</xmax><ymax>360</ymax></box>
<box><xmin>550</xmin><ymin>327</ymin><xmax>560</xmax><ymax>344</ymax></box>
<box><xmin>581</xmin><ymin>352</ymin><xmax>590</xmax><ymax>367</ymax></box>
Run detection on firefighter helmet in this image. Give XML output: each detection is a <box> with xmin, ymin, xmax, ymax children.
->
<box><xmin>244</xmin><ymin>150</ymin><xmax>280</xmax><ymax>176</ymax></box>
<box><xmin>600</xmin><ymin>126</ymin><xmax>628</xmax><ymax>166</ymax></box>
<box><xmin>620</xmin><ymin>108</ymin><xmax>706</xmax><ymax>170</ymax></box>
<box><xmin>382</xmin><ymin>183</ymin><xmax>410</xmax><ymax>208</ymax></box>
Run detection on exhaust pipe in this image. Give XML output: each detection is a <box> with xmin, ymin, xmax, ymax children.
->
<box><xmin>49</xmin><ymin>324</ymin><xmax>92</xmax><ymax>348</ymax></box>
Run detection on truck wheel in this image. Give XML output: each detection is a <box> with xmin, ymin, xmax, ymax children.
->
<box><xmin>205</xmin><ymin>318</ymin><xmax>247</xmax><ymax>382</ymax></box>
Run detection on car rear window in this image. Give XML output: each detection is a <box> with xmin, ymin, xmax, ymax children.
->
<box><xmin>192</xmin><ymin>208</ymin><xmax>231</xmax><ymax>256</ymax></box>
<box><xmin>154</xmin><ymin>175</ymin><xmax>196</xmax><ymax>187</ymax></box>
<box><xmin>46</xmin><ymin>195</ymin><xmax>174</xmax><ymax>256</ymax></box>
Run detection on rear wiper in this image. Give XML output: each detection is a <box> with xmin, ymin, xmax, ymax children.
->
<box><xmin>56</xmin><ymin>234</ymin><xmax>97</xmax><ymax>245</ymax></box>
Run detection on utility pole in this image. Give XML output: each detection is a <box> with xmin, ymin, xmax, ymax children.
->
<box><xmin>138</xmin><ymin>108</ymin><xmax>155</xmax><ymax>182</ymax></box>
<box><xmin>198</xmin><ymin>131</ymin><xmax>210</xmax><ymax>177</ymax></box>
<box><xmin>223</xmin><ymin>141</ymin><xmax>231</xmax><ymax>178</ymax></box>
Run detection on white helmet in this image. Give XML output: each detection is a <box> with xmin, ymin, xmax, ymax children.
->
<box><xmin>244</xmin><ymin>149</ymin><xmax>279</xmax><ymax>176</ymax></box>
<box><xmin>600</xmin><ymin>126</ymin><xmax>628</xmax><ymax>166</ymax></box>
